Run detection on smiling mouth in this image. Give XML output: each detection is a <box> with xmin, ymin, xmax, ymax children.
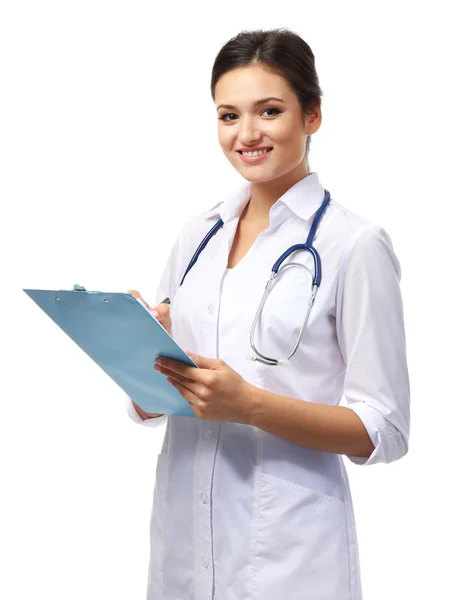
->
<box><xmin>238</xmin><ymin>148</ymin><xmax>273</xmax><ymax>156</ymax></box>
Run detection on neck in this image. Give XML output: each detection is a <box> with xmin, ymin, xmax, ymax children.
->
<box><xmin>245</xmin><ymin>164</ymin><xmax>310</xmax><ymax>223</ymax></box>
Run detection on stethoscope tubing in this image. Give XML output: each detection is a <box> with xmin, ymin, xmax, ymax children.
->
<box><xmin>179</xmin><ymin>189</ymin><xmax>331</xmax><ymax>365</ymax></box>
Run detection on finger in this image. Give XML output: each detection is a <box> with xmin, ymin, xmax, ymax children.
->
<box><xmin>127</xmin><ymin>289</ymin><xmax>151</xmax><ymax>310</ymax></box>
<box><xmin>156</xmin><ymin>365</ymin><xmax>206</xmax><ymax>396</ymax></box>
<box><xmin>156</xmin><ymin>357</ymin><xmax>203</xmax><ymax>381</ymax></box>
<box><xmin>171</xmin><ymin>376</ymin><xmax>206</xmax><ymax>398</ymax></box>
<box><xmin>167</xmin><ymin>379</ymin><xmax>203</xmax><ymax>414</ymax></box>
<box><xmin>155</xmin><ymin>364</ymin><xmax>193</xmax><ymax>386</ymax></box>
<box><xmin>153</xmin><ymin>302</ymin><xmax>170</xmax><ymax>322</ymax></box>
<box><xmin>154</xmin><ymin>302</ymin><xmax>170</xmax><ymax>317</ymax></box>
<box><xmin>183</xmin><ymin>350</ymin><xmax>221</xmax><ymax>370</ymax></box>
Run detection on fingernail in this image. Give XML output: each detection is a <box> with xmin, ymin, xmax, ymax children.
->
<box><xmin>150</xmin><ymin>309</ymin><xmax>159</xmax><ymax>318</ymax></box>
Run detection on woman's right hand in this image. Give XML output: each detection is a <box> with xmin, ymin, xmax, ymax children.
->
<box><xmin>132</xmin><ymin>400</ymin><xmax>164</xmax><ymax>420</ymax></box>
<box><xmin>127</xmin><ymin>289</ymin><xmax>172</xmax><ymax>336</ymax></box>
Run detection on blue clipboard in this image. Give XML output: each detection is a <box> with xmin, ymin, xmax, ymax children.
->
<box><xmin>22</xmin><ymin>284</ymin><xmax>198</xmax><ymax>417</ymax></box>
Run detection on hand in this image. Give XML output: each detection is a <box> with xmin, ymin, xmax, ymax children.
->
<box><xmin>127</xmin><ymin>289</ymin><xmax>172</xmax><ymax>336</ymax></box>
<box><xmin>132</xmin><ymin>401</ymin><xmax>164</xmax><ymax>419</ymax></box>
<box><xmin>154</xmin><ymin>350</ymin><xmax>255</xmax><ymax>424</ymax></box>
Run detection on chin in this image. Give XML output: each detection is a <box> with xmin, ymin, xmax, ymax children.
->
<box><xmin>239</xmin><ymin>172</ymin><xmax>277</xmax><ymax>184</ymax></box>
<box><xmin>229</xmin><ymin>161</ymin><xmax>276</xmax><ymax>182</ymax></box>
<box><xmin>235</xmin><ymin>165</ymin><xmax>286</xmax><ymax>184</ymax></box>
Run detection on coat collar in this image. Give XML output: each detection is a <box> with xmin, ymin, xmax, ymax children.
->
<box><xmin>217</xmin><ymin>172</ymin><xmax>327</xmax><ymax>225</ymax></box>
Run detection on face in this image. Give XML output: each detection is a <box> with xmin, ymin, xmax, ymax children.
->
<box><xmin>215</xmin><ymin>64</ymin><xmax>321</xmax><ymax>184</ymax></box>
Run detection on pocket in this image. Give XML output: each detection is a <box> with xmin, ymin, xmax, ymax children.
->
<box><xmin>253</xmin><ymin>472</ymin><xmax>350</xmax><ymax>600</ymax></box>
<box><xmin>148</xmin><ymin>453</ymin><xmax>170</xmax><ymax>592</ymax></box>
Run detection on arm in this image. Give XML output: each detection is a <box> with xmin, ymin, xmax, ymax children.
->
<box><xmin>335</xmin><ymin>224</ymin><xmax>410</xmax><ymax>465</ymax></box>
<box><xmin>248</xmin><ymin>388</ymin><xmax>375</xmax><ymax>458</ymax></box>
<box><xmin>249</xmin><ymin>224</ymin><xmax>410</xmax><ymax>465</ymax></box>
<box><xmin>124</xmin><ymin>224</ymin><xmax>186</xmax><ymax>428</ymax></box>
<box><xmin>125</xmin><ymin>209</ymin><xmax>224</xmax><ymax>427</ymax></box>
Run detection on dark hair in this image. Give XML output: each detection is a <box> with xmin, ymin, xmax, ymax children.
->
<box><xmin>210</xmin><ymin>28</ymin><xmax>323</xmax><ymax>160</ymax></box>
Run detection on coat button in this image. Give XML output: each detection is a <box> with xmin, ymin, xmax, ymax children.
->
<box><xmin>207</xmin><ymin>303</ymin><xmax>214</xmax><ymax>314</ymax></box>
<box><xmin>200</xmin><ymin>492</ymin><xmax>208</xmax><ymax>504</ymax></box>
<box><xmin>205</xmin><ymin>429</ymin><xmax>214</xmax><ymax>440</ymax></box>
<box><xmin>202</xmin><ymin>555</ymin><xmax>210</xmax><ymax>568</ymax></box>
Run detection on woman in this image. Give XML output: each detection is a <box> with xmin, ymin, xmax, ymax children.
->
<box><xmin>127</xmin><ymin>28</ymin><xmax>410</xmax><ymax>600</ymax></box>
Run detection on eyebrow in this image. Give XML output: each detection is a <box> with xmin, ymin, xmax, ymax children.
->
<box><xmin>216</xmin><ymin>97</ymin><xmax>286</xmax><ymax>111</ymax></box>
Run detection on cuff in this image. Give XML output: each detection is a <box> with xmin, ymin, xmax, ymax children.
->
<box><xmin>125</xmin><ymin>394</ymin><xmax>169</xmax><ymax>428</ymax></box>
<box><xmin>346</xmin><ymin>402</ymin><xmax>408</xmax><ymax>466</ymax></box>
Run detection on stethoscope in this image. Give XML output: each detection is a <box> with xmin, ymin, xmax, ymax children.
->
<box><xmin>179</xmin><ymin>189</ymin><xmax>331</xmax><ymax>366</ymax></box>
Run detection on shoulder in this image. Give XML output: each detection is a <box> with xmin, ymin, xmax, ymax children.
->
<box><xmin>327</xmin><ymin>198</ymin><xmax>374</xmax><ymax>243</ymax></box>
<box><xmin>164</xmin><ymin>194</ymin><xmax>230</xmax><ymax>282</ymax></box>
<box><xmin>326</xmin><ymin>198</ymin><xmax>400</xmax><ymax>281</ymax></box>
<box><xmin>177</xmin><ymin>199</ymin><xmax>225</xmax><ymax>249</ymax></box>
<box><xmin>157</xmin><ymin>198</ymin><xmax>227</xmax><ymax>300</ymax></box>
<box><xmin>327</xmin><ymin>197</ymin><xmax>395</xmax><ymax>256</ymax></box>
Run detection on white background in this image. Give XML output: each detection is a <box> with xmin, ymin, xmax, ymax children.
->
<box><xmin>1</xmin><ymin>1</ymin><xmax>461</xmax><ymax>598</ymax></box>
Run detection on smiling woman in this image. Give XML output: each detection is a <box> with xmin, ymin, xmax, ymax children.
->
<box><xmin>126</xmin><ymin>27</ymin><xmax>410</xmax><ymax>600</ymax></box>
<box><xmin>214</xmin><ymin>64</ymin><xmax>322</xmax><ymax>189</ymax></box>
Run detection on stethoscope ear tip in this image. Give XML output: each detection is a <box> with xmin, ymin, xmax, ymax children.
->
<box><xmin>245</xmin><ymin>354</ymin><xmax>257</xmax><ymax>362</ymax></box>
<box><xmin>276</xmin><ymin>359</ymin><xmax>290</xmax><ymax>368</ymax></box>
<box><xmin>244</xmin><ymin>354</ymin><xmax>290</xmax><ymax>367</ymax></box>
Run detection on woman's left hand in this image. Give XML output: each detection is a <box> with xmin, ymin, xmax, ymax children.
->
<box><xmin>154</xmin><ymin>350</ymin><xmax>255</xmax><ymax>424</ymax></box>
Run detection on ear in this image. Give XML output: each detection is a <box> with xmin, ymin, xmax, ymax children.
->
<box><xmin>304</xmin><ymin>104</ymin><xmax>322</xmax><ymax>135</ymax></box>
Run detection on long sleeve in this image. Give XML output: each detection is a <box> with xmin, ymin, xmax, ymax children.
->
<box><xmin>335</xmin><ymin>224</ymin><xmax>410</xmax><ymax>465</ymax></box>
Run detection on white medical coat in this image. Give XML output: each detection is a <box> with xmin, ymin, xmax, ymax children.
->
<box><xmin>126</xmin><ymin>172</ymin><xmax>410</xmax><ymax>600</ymax></box>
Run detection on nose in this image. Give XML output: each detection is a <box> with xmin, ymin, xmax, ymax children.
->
<box><xmin>238</xmin><ymin>115</ymin><xmax>262</xmax><ymax>146</ymax></box>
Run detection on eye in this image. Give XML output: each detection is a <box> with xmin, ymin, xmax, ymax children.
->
<box><xmin>219</xmin><ymin>113</ymin><xmax>238</xmax><ymax>122</ymax></box>
<box><xmin>218</xmin><ymin>107</ymin><xmax>281</xmax><ymax>122</ymax></box>
<box><xmin>262</xmin><ymin>108</ymin><xmax>281</xmax><ymax>117</ymax></box>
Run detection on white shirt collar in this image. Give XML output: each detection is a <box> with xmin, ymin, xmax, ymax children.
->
<box><xmin>218</xmin><ymin>172</ymin><xmax>326</xmax><ymax>225</ymax></box>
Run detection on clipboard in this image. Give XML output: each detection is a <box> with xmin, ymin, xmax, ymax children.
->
<box><xmin>22</xmin><ymin>284</ymin><xmax>198</xmax><ymax>417</ymax></box>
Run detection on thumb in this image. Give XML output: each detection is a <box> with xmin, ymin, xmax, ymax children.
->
<box><xmin>184</xmin><ymin>348</ymin><xmax>220</xmax><ymax>369</ymax></box>
<box><xmin>151</xmin><ymin>304</ymin><xmax>170</xmax><ymax>325</ymax></box>
<box><xmin>150</xmin><ymin>302</ymin><xmax>172</xmax><ymax>336</ymax></box>
<box><xmin>151</xmin><ymin>302</ymin><xmax>170</xmax><ymax>321</ymax></box>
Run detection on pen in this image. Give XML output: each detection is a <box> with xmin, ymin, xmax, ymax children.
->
<box><xmin>160</xmin><ymin>297</ymin><xmax>171</xmax><ymax>305</ymax></box>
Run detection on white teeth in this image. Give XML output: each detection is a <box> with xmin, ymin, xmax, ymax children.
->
<box><xmin>242</xmin><ymin>149</ymin><xmax>271</xmax><ymax>156</ymax></box>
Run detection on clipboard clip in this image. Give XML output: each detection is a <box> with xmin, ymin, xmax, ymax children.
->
<box><xmin>72</xmin><ymin>284</ymin><xmax>102</xmax><ymax>293</ymax></box>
